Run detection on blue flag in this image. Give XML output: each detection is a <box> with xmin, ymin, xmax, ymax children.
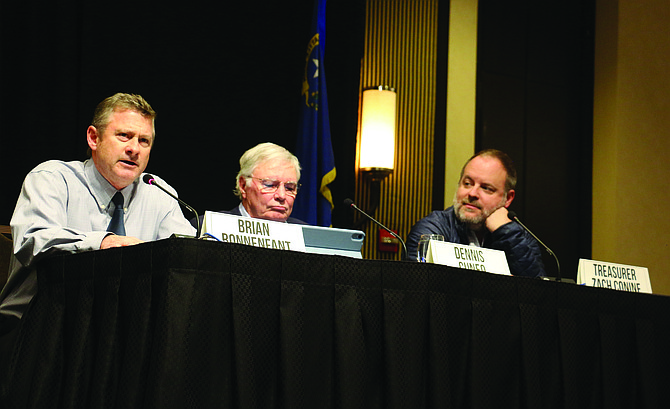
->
<box><xmin>294</xmin><ymin>0</ymin><xmax>336</xmax><ymax>227</ymax></box>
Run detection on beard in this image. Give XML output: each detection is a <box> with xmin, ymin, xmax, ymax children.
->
<box><xmin>452</xmin><ymin>192</ymin><xmax>506</xmax><ymax>230</ymax></box>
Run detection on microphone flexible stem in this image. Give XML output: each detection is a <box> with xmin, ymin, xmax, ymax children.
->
<box><xmin>512</xmin><ymin>216</ymin><xmax>561</xmax><ymax>281</ymax></box>
<box><xmin>349</xmin><ymin>202</ymin><xmax>408</xmax><ymax>260</ymax></box>
<box><xmin>144</xmin><ymin>176</ymin><xmax>200</xmax><ymax>239</ymax></box>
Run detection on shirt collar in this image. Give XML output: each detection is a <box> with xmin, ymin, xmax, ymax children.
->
<box><xmin>466</xmin><ymin>229</ymin><xmax>482</xmax><ymax>247</ymax></box>
<box><xmin>84</xmin><ymin>159</ymin><xmax>138</xmax><ymax>210</ymax></box>
<box><xmin>238</xmin><ymin>202</ymin><xmax>251</xmax><ymax>217</ymax></box>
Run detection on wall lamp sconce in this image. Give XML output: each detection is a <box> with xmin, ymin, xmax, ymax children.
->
<box><xmin>358</xmin><ymin>85</ymin><xmax>397</xmax><ymax>182</ymax></box>
<box><xmin>354</xmin><ymin>85</ymin><xmax>398</xmax><ymax>239</ymax></box>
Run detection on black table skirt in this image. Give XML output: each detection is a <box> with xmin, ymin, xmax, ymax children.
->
<box><xmin>3</xmin><ymin>238</ymin><xmax>669</xmax><ymax>408</ymax></box>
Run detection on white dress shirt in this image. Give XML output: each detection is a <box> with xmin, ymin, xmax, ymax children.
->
<box><xmin>0</xmin><ymin>159</ymin><xmax>196</xmax><ymax>318</ymax></box>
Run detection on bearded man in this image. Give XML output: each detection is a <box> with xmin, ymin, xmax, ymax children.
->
<box><xmin>406</xmin><ymin>149</ymin><xmax>545</xmax><ymax>277</ymax></box>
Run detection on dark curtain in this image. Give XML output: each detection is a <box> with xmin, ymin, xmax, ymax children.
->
<box><xmin>475</xmin><ymin>0</ymin><xmax>595</xmax><ymax>279</ymax></box>
<box><xmin>0</xmin><ymin>0</ymin><xmax>364</xmax><ymax>229</ymax></box>
<box><xmin>3</xmin><ymin>238</ymin><xmax>669</xmax><ymax>408</ymax></box>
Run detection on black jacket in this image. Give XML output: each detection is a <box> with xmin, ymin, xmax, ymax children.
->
<box><xmin>406</xmin><ymin>206</ymin><xmax>546</xmax><ymax>277</ymax></box>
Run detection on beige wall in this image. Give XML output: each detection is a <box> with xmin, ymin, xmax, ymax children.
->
<box><xmin>444</xmin><ymin>0</ymin><xmax>478</xmax><ymax>204</ymax></box>
<box><xmin>594</xmin><ymin>0</ymin><xmax>670</xmax><ymax>294</ymax></box>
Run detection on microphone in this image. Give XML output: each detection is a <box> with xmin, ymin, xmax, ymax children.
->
<box><xmin>143</xmin><ymin>174</ymin><xmax>200</xmax><ymax>239</ymax></box>
<box><xmin>344</xmin><ymin>198</ymin><xmax>408</xmax><ymax>260</ymax></box>
<box><xmin>507</xmin><ymin>210</ymin><xmax>561</xmax><ymax>281</ymax></box>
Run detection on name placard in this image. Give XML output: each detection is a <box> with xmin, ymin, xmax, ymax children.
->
<box><xmin>577</xmin><ymin>258</ymin><xmax>652</xmax><ymax>294</ymax></box>
<box><xmin>427</xmin><ymin>241</ymin><xmax>511</xmax><ymax>275</ymax></box>
<box><xmin>202</xmin><ymin>211</ymin><xmax>306</xmax><ymax>252</ymax></box>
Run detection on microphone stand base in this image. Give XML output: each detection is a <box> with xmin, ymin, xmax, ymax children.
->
<box><xmin>540</xmin><ymin>276</ymin><xmax>576</xmax><ymax>284</ymax></box>
<box><xmin>170</xmin><ymin>234</ymin><xmax>197</xmax><ymax>239</ymax></box>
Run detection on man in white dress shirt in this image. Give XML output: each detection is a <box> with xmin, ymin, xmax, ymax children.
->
<box><xmin>0</xmin><ymin>93</ymin><xmax>195</xmax><ymax>324</ymax></box>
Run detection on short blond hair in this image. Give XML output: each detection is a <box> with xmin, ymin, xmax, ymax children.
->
<box><xmin>91</xmin><ymin>93</ymin><xmax>156</xmax><ymax>137</ymax></box>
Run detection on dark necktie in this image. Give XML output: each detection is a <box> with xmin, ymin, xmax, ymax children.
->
<box><xmin>107</xmin><ymin>192</ymin><xmax>126</xmax><ymax>236</ymax></box>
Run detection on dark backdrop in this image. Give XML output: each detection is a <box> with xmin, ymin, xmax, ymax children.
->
<box><xmin>0</xmin><ymin>0</ymin><xmax>364</xmax><ymax>228</ymax></box>
<box><xmin>473</xmin><ymin>0</ymin><xmax>594</xmax><ymax>278</ymax></box>
<box><xmin>1</xmin><ymin>0</ymin><xmax>593</xmax><ymax>277</ymax></box>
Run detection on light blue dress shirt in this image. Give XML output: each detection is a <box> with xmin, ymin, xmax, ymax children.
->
<box><xmin>0</xmin><ymin>159</ymin><xmax>196</xmax><ymax>318</ymax></box>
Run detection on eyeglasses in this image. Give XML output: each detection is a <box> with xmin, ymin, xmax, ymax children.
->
<box><xmin>248</xmin><ymin>176</ymin><xmax>300</xmax><ymax>196</ymax></box>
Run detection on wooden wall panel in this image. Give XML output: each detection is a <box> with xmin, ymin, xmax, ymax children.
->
<box><xmin>355</xmin><ymin>0</ymin><xmax>440</xmax><ymax>260</ymax></box>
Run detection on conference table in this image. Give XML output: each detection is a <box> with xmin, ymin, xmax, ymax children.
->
<box><xmin>3</xmin><ymin>238</ymin><xmax>670</xmax><ymax>408</ymax></box>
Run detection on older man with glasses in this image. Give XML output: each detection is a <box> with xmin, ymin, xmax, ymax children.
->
<box><xmin>195</xmin><ymin>142</ymin><xmax>308</xmax><ymax>226</ymax></box>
